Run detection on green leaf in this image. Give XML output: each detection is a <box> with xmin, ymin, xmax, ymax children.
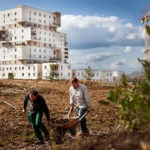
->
<box><xmin>146</xmin><ymin>24</ymin><xmax>150</xmax><ymax>36</ymax></box>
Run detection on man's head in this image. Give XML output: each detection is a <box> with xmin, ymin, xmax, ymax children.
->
<box><xmin>29</xmin><ymin>90</ymin><xmax>39</xmax><ymax>101</ymax></box>
<box><xmin>70</xmin><ymin>77</ymin><xmax>79</xmax><ymax>89</ymax></box>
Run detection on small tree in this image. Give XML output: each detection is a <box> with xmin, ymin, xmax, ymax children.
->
<box><xmin>45</xmin><ymin>64</ymin><xmax>58</xmax><ymax>80</ymax></box>
<box><xmin>83</xmin><ymin>66</ymin><xmax>94</xmax><ymax>83</ymax></box>
<box><xmin>99</xmin><ymin>59</ymin><xmax>150</xmax><ymax>131</ymax></box>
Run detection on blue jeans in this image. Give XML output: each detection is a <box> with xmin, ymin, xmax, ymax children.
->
<box><xmin>76</xmin><ymin>107</ymin><xmax>89</xmax><ymax>133</ymax></box>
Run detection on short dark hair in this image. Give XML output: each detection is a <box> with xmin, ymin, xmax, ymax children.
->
<box><xmin>70</xmin><ymin>77</ymin><xmax>78</xmax><ymax>83</ymax></box>
<box><xmin>29</xmin><ymin>90</ymin><xmax>39</xmax><ymax>96</ymax></box>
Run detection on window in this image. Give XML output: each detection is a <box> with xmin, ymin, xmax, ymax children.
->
<box><xmin>28</xmin><ymin>73</ymin><xmax>30</xmax><ymax>76</ymax></box>
<box><xmin>22</xmin><ymin>73</ymin><xmax>24</xmax><ymax>76</ymax></box>
<box><xmin>28</xmin><ymin>66</ymin><xmax>30</xmax><ymax>70</ymax></box>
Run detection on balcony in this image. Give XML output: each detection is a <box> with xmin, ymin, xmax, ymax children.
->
<box><xmin>0</xmin><ymin>38</ymin><xmax>6</xmax><ymax>41</ymax></box>
<box><xmin>64</xmin><ymin>52</ymin><xmax>68</xmax><ymax>55</ymax></box>
<box><xmin>49</xmin><ymin>58</ymin><xmax>60</xmax><ymax>63</ymax></box>
<box><xmin>64</xmin><ymin>48</ymin><xmax>68</xmax><ymax>51</ymax></box>
<box><xmin>50</xmin><ymin>44</ymin><xmax>60</xmax><ymax>50</ymax></box>
<box><xmin>2</xmin><ymin>41</ymin><xmax>12</xmax><ymax>48</ymax></box>
<box><xmin>15</xmin><ymin>42</ymin><xmax>26</xmax><ymax>46</ymax></box>
<box><xmin>0</xmin><ymin>29</ymin><xmax>7</xmax><ymax>33</ymax></box>
<box><xmin>64</xmin><ymin>56</ymin><xmax>68</xmax><ymax>59</ymax></box>
<box><xmin>17</xmin><ymin>20</ymin><xmax>26</xmax><ymax>25</ymax></box>
<box><xmin>31</xmin><ymin>30</ymin><xmax>36</xmax><ymax>36</ymax></box>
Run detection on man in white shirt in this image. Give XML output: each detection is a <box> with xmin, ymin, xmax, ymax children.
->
<box><xmin>68</xmin><ymin>77</ymin><xmax>91</xmax><ymax>136</ymax></box>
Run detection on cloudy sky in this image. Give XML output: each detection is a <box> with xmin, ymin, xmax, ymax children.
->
<box><xmin>0</xmin><ymin>0</ymin><xmax>150</xmax><ymax>74</ymax></box>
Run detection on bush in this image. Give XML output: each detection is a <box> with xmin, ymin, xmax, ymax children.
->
<box><xmin>100</xmin><ymin>59</ymin><xmax>150</xmax><ymax>130</ymax></box>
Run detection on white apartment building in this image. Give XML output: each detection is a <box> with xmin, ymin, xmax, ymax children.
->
<box><xmin>0</xmin><ymin>5</ymin><xmax>71</xmax><ymax>79</ymax></box>
<box><xmin>72</xmin><ymin>69</ymin><xmax>123</xmax><ymax>83</ymax></box>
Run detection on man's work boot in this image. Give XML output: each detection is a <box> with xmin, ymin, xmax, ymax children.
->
<box><xmin>36</xmin><ymin>139</ymin><xmax>44</xmax><ymax>145</ymax></box>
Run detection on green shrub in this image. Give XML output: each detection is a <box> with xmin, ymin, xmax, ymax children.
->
<box><xmin>100</xmin><ymin>59</ymin><xmax>150</xmax><ymax>130</ymax></box>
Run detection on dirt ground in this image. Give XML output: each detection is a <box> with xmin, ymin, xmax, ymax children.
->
<box><xmin>0</xmin><ymin>79</ymin><xmax>150</xmax><ymax>150</ymax></box>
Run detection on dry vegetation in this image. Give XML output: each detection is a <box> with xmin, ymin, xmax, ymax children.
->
<box><xmin>0</xmin><ymin>79</ymin><xmax>150</xmax><ymax>150</ymax></box>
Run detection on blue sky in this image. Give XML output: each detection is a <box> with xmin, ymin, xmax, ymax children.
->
<box><xmin>0</xmin><ymin>0</ymin><xmax>150</xmax><ymax>74</ymax></box>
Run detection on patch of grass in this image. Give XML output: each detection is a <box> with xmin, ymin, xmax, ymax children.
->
<box><xmin>21</xmin><ymin>132</ymin><xmax>35</xmax><ymax>140</ymax></box>
<box><xmin>7</xmin><ymin>136</ymin><xmax>14</xmax><ymax>144</ymax></box>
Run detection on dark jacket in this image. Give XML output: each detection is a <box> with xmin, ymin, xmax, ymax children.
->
<box><xmin>23</xmin><ymin>94</ymin><xmax>50</xmax><ymax>121</ymax></box>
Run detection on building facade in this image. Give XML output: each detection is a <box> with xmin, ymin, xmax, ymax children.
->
<box><xmin>72</xmin><ymin>69</ymin><xmax>123</xmax><ymax>83</ymax></box>
<box><xmin>0</xmin><ymin>5</ymin><xmax>123</xmax><ymax>83</ymax></box>
<box><xmin>0</xmin><ymin>5</ymin><xmax>71</xmax><ymax>79</ymax></box>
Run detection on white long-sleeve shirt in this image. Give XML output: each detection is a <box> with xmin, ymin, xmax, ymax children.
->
<box><xmin>69</xmin><ymin>84</ymin><xmax>91</xmax><ymax>108</ymax></box>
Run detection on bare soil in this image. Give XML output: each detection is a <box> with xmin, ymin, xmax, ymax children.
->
<box><xmin>0</xmin><ymin>79</ymin><xmax>150</xmax><ymax>150</ymax></box>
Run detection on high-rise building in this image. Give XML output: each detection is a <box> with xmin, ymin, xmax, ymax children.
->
<box><xmin>0</xmin><ymin>5</ymin><xmax>71</xmax><ymax>79</ymax></box>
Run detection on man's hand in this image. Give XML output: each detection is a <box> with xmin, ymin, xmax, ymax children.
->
<box><xmin>65</xmin><ymin>105</ymin><xmax>73</xmax><ymax>119</ymax></box>
<box><xmin>87</xmin><ymin>107</ymin><xmax>92</xmax><ymax>113</ymax></box>
<box><xmin>18</xmin><ymin>109</ymin><xmax>26</xmax><ymax>116</ymax></box>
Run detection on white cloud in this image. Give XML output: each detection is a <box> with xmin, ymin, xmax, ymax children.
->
<box><xmin>59</xmin><ymin>14</ymin><xmax>144</xmax><ymax>73</ymax></box>
<box><xmin>123</xmin><ymin>46</ymin><xmax>133</xmax><ymax>53</ymax></box>
<box><xmin>59</xmin><ymin>15</ymin><xmax>144</xmax><ymax>49</ymax></box>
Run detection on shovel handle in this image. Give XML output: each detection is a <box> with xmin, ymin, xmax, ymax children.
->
<box><xmin>79</xmin><ymin>112</ymin><xmax>87</xmax><ymax>121</ymax></box>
